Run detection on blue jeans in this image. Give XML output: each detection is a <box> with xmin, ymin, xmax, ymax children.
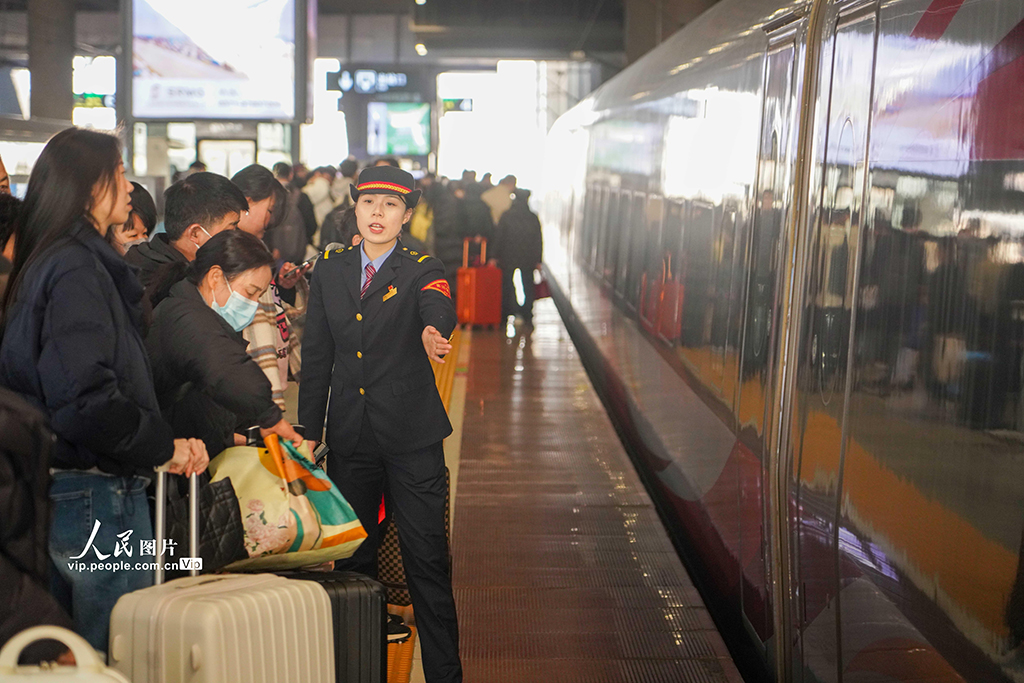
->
<box><xmin>48</xmin><ymin>471</ymin><xmax>154</xmax><ymax>654</ymax></box>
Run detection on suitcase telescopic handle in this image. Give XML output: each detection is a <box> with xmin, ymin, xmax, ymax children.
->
<box><xmin>153</xmin><ymin>466</ymin><xmax>200</xmax><ymax>585</ymax></box>
<box><xmin>462</xmin><ymin>237</ymin><xmax>487</xmax><ymax>268</ymax></box>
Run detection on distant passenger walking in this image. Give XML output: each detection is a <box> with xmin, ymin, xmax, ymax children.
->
<box><xmin>481</xmin><ymin>174</ymin><xmax>516</xmax><ymax>225</ymax></box>
<box><xmin>299</xmin><ymin>165</ymin><xmax>462</xmax><ymax>683</ymax></box>
<box><xmin>269</xmin><ymin>161</ymin><xmax>316</xmax><ymax>264</ymax></box>
<box><xmin>493</xmin><ymin>189</ymin><xmax>543</xmax><ymax>325</ymax></box>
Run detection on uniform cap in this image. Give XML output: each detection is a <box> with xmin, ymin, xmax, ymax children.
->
<box><xmin>350</xmin><ymin>165</ymin><xmax>421</xmax><ymax>208</ymax></box>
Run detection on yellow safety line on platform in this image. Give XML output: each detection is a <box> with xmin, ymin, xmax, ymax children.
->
<box><xmin>433</xmin><ymin>326</ymin><xmax>462</xmax><ymax>411</ymax></box>
<box><xmin>386</xmin><ymin>329</ymin><xmax>462</xmax><ymax>683</ymax></box>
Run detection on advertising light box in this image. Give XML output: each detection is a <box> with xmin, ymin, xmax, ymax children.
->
<box><xmin>367</xmin><ymin>102</ymin><xmax>431</xmax><ymax>157</ymax></box>
<box><xmin>133</xmin><ymin>0</ymin><xmax>296</xmax><ymax>120</ymax></box>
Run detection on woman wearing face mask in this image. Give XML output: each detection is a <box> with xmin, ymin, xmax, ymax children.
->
<box><xmin>0</xmin><ymin>128</ymin><xmax>207</xmax><ymax>653</ymax></box>
<box><xmin>145</xmin><ymin>229</ymin><xmax>304</xmax><ymax>456</ymax></box>
<box><xmin>106</xmin><ymin>182</ymin><xmax>156</xmax><ymax>256</ymax></box>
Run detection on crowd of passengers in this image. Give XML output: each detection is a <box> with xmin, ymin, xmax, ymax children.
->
<box><xmin>0</xmin><ymin>127</ymin><xmax>542</xmax><ymax>670</ymax></box>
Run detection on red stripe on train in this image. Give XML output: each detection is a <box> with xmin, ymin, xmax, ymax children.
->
<box><xmin>910</xmin><ymin>0</ymin><xmax>965</xmax><ymax>40</ymax></box>
<box><xmin>972</xmin><ymin>18</ymin><xmax>1024</xmax><ymax>160</ymax></box>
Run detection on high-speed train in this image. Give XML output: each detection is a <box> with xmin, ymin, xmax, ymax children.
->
<box><xmin>541</xmin><ymin>0</ymin><xmax>1024</xmax><ymax>680</ymax></box>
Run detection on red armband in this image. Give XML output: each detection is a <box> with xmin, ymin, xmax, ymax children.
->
<box><xmin>421</xmin><ymin>279</ymin><xmax>451</xmax><ymax>298</ymax></box>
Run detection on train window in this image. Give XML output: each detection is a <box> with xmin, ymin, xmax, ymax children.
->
<box><xmin>680</xmin><ymin>202</ymin><xmax>714</xmax><ymax>350</ymax></box>
<box><xmin>598</xmin><ymin>189</ymin><xmax>618</xmax><ymax>284</ymax></box>
<box><xmin>614</xmin><ymin>191</ymin><xmax>633</xmax><ymax>299</ymax></box>
<box><xmin>604</xmin><ymin>191</ymin><xmax>627</xmax><ymax>286</ymax></box>
<box><xmin>626</xmin><ymin>193</ymin><xmax>648</xmax><ymax>311</ymax></box>
<box><xmin>639</xmin><ymin>196</ymin><xmax>665</xmax><ymax>330</ymax></box>
<box><xmin>713</xmin><ymin>206</ymin><xmax>742</xmax><ymax>358</ymax></box>
<box><xmin>579</xmin><ymin>184</ymin><xmax>597</xmax><ymax>269</ymax></box>
<box><xmin>657</xmin><ymin>200</ymin><xmax>685</xmax><ymax>345</ymax></box>
<box><xmin>593</xmin><ymin>186</ymin><xmax>609</xmax><ymax>274</ymax></box>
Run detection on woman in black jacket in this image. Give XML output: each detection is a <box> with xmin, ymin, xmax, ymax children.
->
<box><xmin>0</xmin><ymin>128</ymin><xmax>207</xmax><ymax>653</ymax></box>
<box><xmin>146</xmin><ymin>230</ymin><xmax>304</xmax><ymax>456</ymax></box>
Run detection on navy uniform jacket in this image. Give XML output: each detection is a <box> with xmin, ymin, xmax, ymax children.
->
<box><xmin>298</xmin><ymin>240</ymin><xmax>458</xmax><ymax>457</ymax></box>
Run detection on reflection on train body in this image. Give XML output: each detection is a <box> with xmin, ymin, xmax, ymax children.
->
<box><xmin>543</xmin><ymin>0</ymin><xmax>1024</xmax><ymax>680</ymax></box>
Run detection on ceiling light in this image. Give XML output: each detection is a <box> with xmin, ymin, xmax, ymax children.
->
<box><xmin>415</xmin><ymin>43</ymin><xmax>428</xmax><ymax>56</ymax></box>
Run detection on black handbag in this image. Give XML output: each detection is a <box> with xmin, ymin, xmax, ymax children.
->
<box><xmin>165</xmin><ymin>471</ymin><xmax>247</xmax><ymax>574</ymax></box>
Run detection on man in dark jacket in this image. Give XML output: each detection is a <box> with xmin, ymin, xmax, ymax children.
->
<box><xmin>299</xmin><ymin>165</ymin><xmax>462</xmax><ymax>683</ymax></box>
<box><xmin>125</xmin><ymin>172</ymin><xmax>248</xmax><ymax>288</ymax></box>
<box><xmin>493</xmin><ymin>189</ymin><xmax>543</xmax><ymax>324</ymax></box>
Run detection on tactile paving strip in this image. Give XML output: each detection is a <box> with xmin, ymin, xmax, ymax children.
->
<box><xmin>452</xmin><ymin>302</ymin><xmax>743</xmax><ymax>682</ymax></box>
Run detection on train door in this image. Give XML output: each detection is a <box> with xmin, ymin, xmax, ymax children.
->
<box><xmin>792</xmin><ymin>3</ymin><xmax>878</xmax><ymax>681</ymax></box>
<box><xmin>736</xmin><ymin>21</ymin><xmax>802</xmax><ymax>657</ymax></box>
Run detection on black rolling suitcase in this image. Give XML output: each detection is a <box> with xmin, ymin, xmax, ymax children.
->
<box><xmin>277</xmin><ymin>570</ymin><xmax>388</xmax><ymax>683</ymax></box>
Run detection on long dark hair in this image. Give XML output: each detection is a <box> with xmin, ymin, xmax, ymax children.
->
<box><xmin>2</xmin><ymin>128</ymin><xmax>121</xmax><ymax>315</ymax></box>
<box><xmin>147</xmin><ymin>229</ymin><xmax>274</xmax><ymax>308</ymax></box>
<box><xmin>231</xmin><ymin>164</ymin><xmax>286</xmax><ymax>233</ymax></box>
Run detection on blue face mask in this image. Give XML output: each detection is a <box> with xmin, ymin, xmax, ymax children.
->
<box><xmin>213</xmin><ymin>285</ymin><xmax>259</xmax><ymax>332</ymax></box>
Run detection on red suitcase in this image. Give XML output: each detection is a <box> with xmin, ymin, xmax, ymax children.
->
<box><xmin>456</xmin><ymin>238</ymin><xmax>503</xmax><ymax>326</ymax></box>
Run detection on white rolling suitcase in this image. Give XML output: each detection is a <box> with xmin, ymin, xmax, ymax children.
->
<box><xmin>107</xmin><ymin>470</ymin><xmax>335</xmax><ymax>683</ymax></box>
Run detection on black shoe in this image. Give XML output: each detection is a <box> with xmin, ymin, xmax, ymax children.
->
<box><xmin>387</xmin><ymin>613</ymin><xmax>411</xmax><ymax>643</ymax></box>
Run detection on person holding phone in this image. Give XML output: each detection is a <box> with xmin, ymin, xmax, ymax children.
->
<box><xmin>299</xmin><ymin>165</ymin><xmax>462</xmax><ymax>683</ymax></box>
<box><xmin>231</xmin><ymin>164</ymin><xmax>310</xmax><ymax>408</ymax></box>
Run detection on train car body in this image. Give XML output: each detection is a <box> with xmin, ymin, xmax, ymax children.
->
<box><xmin>541</xmin><ymin>0</ymin><xmax>1024</xmax><ymax>680</ymax></box>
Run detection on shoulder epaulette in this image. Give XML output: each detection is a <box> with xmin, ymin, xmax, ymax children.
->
<box><xmin>400</xmin><ymin>246</ymin><xmax>435</xmax><ymax>263</ymax></box>
<box><xmin>320</xmin><ymin>246</ymin><xmax>348</xmax><ymax>260</ymax></box>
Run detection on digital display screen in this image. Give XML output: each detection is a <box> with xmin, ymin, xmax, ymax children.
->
<box><xmin>132</xmin><ymin>0</ymin><xmax>296</xmax><ymax>120</ymax></box>
<box><xmin>367</xmin><ymin>102</ymin><xmax>431</xmax><ymax>156</ymax></box>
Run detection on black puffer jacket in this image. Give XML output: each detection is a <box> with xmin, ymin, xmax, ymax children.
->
<box><xmin>0</xmin><ymin>387</ymin><xmax>72</xmax><ymax>660</ymax></box>
<box><xmin>0</xmin><ymin>221</ymin><xmax>174</xmax><ymax>475</ymax></box>
<box><xmin>125</xmin><ymin>233</ymin><xmax>188</xmax><ymax>289</ymax></box>
<box><xmin>147</xmin><ymin>279</ymin><xmax>282</xmax><ymax>455</ymax></box>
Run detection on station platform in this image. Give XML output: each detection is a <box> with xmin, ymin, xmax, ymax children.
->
<box><xmin>401</xmin><ymin>299</ymin><xmax>744</xmax><ymax>682</ymax></box>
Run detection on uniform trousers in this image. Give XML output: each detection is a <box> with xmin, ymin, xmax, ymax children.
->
<box><xmin>330</xmin><ymin>416</ymin><xmax>462</xmax><ymax>683</ymax></box>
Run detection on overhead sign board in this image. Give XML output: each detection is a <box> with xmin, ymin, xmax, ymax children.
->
<box><xmin>367</xmin><ymin>102</ymin><xmax>431</xmax><ymax>157</ymax></box>
<box><xmin>132</xmin><ymin>0</ymin><xmax>296</xmax><ymax>120</ymax></box>
<box><xmin>327</xmin><ymin>67</ymin><xmax>425</xmax><ymax>98</ymax></box>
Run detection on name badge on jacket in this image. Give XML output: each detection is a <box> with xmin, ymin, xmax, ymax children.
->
<box><xmin>383</xmin><ymin>286</ymin><xmax>398</xmax><ymax>302</ymax></box>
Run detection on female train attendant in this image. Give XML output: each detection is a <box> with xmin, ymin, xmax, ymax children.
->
<box><xmin>0</xmin><ymin>127</ymin><xmax>208</xmax><ymax>653</ymax></box>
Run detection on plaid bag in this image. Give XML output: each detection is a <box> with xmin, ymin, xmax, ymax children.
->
<box><xmin>377</xmin><ymin>468</ymin><xmax>451</xmax><ymax>605</ymax></box>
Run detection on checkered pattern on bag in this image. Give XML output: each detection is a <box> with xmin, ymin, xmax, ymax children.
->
<box><xmin>377</xmin><ymin>467</ymin><xmax>451</xmax><ymax>606</ymax></box>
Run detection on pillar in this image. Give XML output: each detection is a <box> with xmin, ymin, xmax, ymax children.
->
<box><xmin>28</xmin><ymin>0</ymin><xmax>75</xmax><ymax>121</ymax></box>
